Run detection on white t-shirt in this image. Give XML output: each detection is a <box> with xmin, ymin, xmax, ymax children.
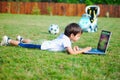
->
<box><xmin>41</xmin><ymin>33</ymin><xmax>72</xmax><ymax>51</ymax></box>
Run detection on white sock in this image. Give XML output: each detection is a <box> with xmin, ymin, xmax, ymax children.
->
<box><xmin>8</xmin><ymin>39</ymin><xmax>11</xmax><ymax>44</ymax></box>
<box><xmin>20</xmin><ymin>38</ymin><xmax>23</xmax><ymax>42</ymax></box>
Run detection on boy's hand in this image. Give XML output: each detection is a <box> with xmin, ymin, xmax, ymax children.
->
<box><xmin>82</xmin><ymin>47</ymin><xmax>92</xmax><ymax>52</ymax></box>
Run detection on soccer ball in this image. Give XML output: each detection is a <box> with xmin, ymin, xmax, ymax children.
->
<box><xmin>48</xmin><ymin>24</ymin><xmax>59</xmax><ymax>34</ymax></box>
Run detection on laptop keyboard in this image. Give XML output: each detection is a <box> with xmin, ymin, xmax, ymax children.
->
<box><xmin>89</xmin><ymin>49</ymin><xmax>101</xmax><ymax>52</ymax></box>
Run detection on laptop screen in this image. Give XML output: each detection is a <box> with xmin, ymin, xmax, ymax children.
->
<box><xmin>97</xmin><ymin>30</ymin><xmax>111</xmax><ymax>52</ymax></box>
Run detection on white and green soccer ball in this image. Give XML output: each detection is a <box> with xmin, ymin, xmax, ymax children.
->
<box><xmin>48</xmin><ymin>24</ymin><xmax>59</xmax><ymax>34</ymax></box>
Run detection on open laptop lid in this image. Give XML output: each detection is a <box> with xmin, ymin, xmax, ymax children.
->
<box><xmin>97</xmin><ymin>30</ymin><xmax>112</xmax><ymax>52</ymax></box>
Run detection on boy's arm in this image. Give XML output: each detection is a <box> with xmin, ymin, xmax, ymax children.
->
<box><xmin>66</xmin><ymin>46</ymin><xmax>92</xmax><ymax>55</ymax></box>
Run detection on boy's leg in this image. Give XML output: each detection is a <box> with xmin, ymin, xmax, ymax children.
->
<box><xmin>16</xmin><ymin>36</ymin><xmax>41</xmax><ymax>49</ymax></box>
<box><xmin>0</xmin><ymin>35</ymin><xmax>20</xmax><ymax>46</ymax></box>
<box><xmin>9</xmin><ymin>40</ymin><xmax>20</xmax><ymax>46</ymax></box>
<box><xmin>8</xmin><ymin>39</ymin><xmax>41</xmax><ymax>49</ymax></box>
<box><xmin>18</xmin><ymin>43</ymin><xmax>41</xmax><ymax>49</ymax></box>
<box><xmin>9</xmin><ymin>38</ymin><xmax>41</xmax><ymax>49</ymax></box>
<box><xmin>16</xmin><ymin>35</ymin><xmax>32</xmax><ymax>43</ymax></box>
<box><xmin>7</xmin><ymin>39</ymin><xmax>41</xmax><ymax>49</ymax></box>
<box><xmin>22</xmin><ymin>39</ymin><xmax>32</xmax><ymax>43</ymax></box>
<box><xmin>1</xmin><ymin>36</ymin><xmax>41</xmax><ymax>49</ymax></box>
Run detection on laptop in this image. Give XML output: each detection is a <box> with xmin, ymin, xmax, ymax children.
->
<box><xmin>84</xmin><ymin>30</ymin><xmax>112</xmax><ymax>54</ymax></box>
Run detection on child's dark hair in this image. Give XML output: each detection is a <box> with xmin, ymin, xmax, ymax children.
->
<box><xmin>64</xmin><ymin>23</ymin><xmax>83</xmax><ymax>37</ymax></box>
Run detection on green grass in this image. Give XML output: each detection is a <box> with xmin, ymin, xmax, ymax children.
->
<box><xmin>0</xmin><ymin>14</ymin><xmax>120</xmax><ymax>80</ymax></box>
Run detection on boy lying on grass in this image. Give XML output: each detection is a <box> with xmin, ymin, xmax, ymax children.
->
<box><xmin>1</xmin><ymin>23</ymin><xmax>91</xmax><ymax>55</ymax></box>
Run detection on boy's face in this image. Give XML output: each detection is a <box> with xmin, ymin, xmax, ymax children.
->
<box><xmin>70</xmin><ymin>33</ymin><xmax>81</xmax><ymax>42</ymax></box>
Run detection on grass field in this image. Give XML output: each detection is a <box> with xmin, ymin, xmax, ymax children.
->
<box><xmin>0</xmin><ymin>14</ymin><xmax>120</xmax><ymax>80</ymax></box>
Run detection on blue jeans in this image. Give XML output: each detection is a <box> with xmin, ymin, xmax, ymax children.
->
<box><xmin>18</xmin><ymin>43</ymin><xmax>41</xmax><ymax>49</ymax></box>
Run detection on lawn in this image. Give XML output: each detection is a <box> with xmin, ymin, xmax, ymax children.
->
<box><xmin>0</xmin><ymin>14</ymin><xmax>120</xmax><ymax>80</ymax></box>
